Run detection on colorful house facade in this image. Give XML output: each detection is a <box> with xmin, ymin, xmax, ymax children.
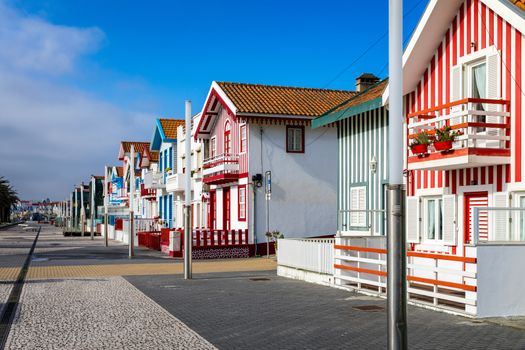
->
<box><xmin>150</xmin><ymin>119</ymin><xmax>185</xmax><ymax>228</ymax></box>
<box><xmin>195</xmin><ymin>81</ymin><xmax>355</xmax><ymax>253</ymax></box>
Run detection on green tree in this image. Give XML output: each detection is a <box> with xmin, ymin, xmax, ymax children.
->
<box><xmin>0</xmin><ymin>177</ymin><xmax>19</xmax><ymax>222</ymax></box>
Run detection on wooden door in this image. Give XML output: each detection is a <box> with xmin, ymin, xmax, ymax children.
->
<box><xmin>464</xmin><ymin>192</ymin><xmax>488</xmax><ymax>243</ymax></box>
<box><xmin>223</xmin><ymin>188</ymin><xmax>230</xmax><ymax>230</ymax></box>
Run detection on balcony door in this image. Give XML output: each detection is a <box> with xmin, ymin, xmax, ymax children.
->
<box><xmin>464</xmin><ymin>192</ymin><xmax>488</xmax><ymax>244</ymax></box>
<box><xmin>224</xmin><ymin>121</ymin><xmax>231</xmax><ymax>155</ymax></box>
<box><xmin>209</xmin><ymin>191</ymin><xmax>216</xmax><ymax>230</ymax></box>
<box><xmin>223</xmin><ymin>188</ymin><xmax>231</xmax><ymax>231</ymax></box>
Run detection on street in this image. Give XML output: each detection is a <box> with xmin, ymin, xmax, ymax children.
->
<box><xmin>0</xmin><ymin>225</ymin><xmax>524</xmax><ymax>349</ymax></box>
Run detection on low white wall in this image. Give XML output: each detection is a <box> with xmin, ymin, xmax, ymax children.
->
<box><xmin>477</xmin><ymin>244</ymin><xmax>525</xmax><ymax>317</ymax></box>
<box><xmin>277</xmin><ymin>265</ymin><xmax>335</xmax><ymax>286</ymax></box>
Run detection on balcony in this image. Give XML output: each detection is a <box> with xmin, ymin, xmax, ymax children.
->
<box><xmin>140</xmin><ymin>184</ymin><xmax>156</xmax><ymax>199</ymax></box>
<box><xmin>407</xmin><ymin>98</ymin><xmax>511</xmax><ymax>171</ymax></box>
<box><xmin>143</xmin><ymin>170</ymin><xmax>165</xmax><ymax>189</ymax></box>
<box><xmin>203</xmin><ymin>153</ymin><xmax>239</xmax><ymax>185</ymax></box>
<box><xmin>166</xmin><ymin>173</ymin><xmax>186</xmax><ymax>192</ymax></box>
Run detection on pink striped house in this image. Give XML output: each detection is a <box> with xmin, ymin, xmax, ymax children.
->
<box><xmin>195</xmin><ymin>81</ymin><xmax>355</xmax><ymax>254</ymax></box>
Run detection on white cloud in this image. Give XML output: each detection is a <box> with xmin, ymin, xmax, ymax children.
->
<box><xmin>0</xmin><ymin>2</ymin><xmax>104</xmax><ymax>75</ymax></box>
<box><xmin>0</xmin><ymin>2</ymin><xmax>156</xmax><ymax>200</ymax></box>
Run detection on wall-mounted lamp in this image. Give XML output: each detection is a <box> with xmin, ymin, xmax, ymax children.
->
<box><xmin>470</xmin><ymin>41</ymin><xmax>477</xmax><ymax>50</ymax></box>
<box><xmin>370</xmin><ymin>156</ymin><xmax>377</xmax><ymax>175</ymax></box>
<box><xmin>252</xmin><ymin>173</ymin><xmax>263</xmax><ymax>187</ymax></box>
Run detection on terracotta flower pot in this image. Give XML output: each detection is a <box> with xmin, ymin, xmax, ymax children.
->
<box><xmin>410</xmin><ymin>144</ymin><xmax>428</xmax><ymax>155</ymax></box>
<box><xmin>434</xmin><ymin>140</ymin><xmax>453</xmax><ymax>151</ymax></box>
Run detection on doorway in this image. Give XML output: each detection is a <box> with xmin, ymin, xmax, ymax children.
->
<box><xmin>464</xmin><ymin>191</ymin><xmax>488</xmax><ymax>244</ymax></box>
<box><xmin>223</xmin><ymin>188</ymin><xmax>231</xmax><ymax>230</ymax></box>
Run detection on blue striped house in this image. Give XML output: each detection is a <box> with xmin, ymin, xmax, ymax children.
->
<box><xmin>313</xmin><ymin>76</ymin><xmax>389</xmax><ymax>235</ymax></box>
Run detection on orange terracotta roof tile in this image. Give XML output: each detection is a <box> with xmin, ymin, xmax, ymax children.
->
<box><xmin>149</xmin><ymin>150</ymin><xmax>159</xmax><ymax>163</ymax></box>
<box><xmin>331</xmin><ymin>79</ymin><xmax>388</xmax><ymax>113</ymax></box>
<box><xmin>216</xmin><ymin>81</ymin><xmax>356</xmax><ymax>117</ymax></box>
<box><xmin>121</xmin><ymin>141</ymin><xmax>150</xmax><ymax>154</ymax></box>
<box><xmin>159</xmin><ymin>119</ymin><xmax>185</xmax><ymax>139</ymax></box>
<box><xmin>115</xmin><ymin>167</ymin><xmax>124</xmax><ymax>177</ymax></box>
<box><xmin>510</xmin><ymin>0</ymin><xmax>525</xmax><ymax>11</ymax></box>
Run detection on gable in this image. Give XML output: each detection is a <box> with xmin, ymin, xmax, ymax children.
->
<box><xmin>384</xmin><ymin>0</ymin><xmax>525</xmax><ymax>101</ymax></box>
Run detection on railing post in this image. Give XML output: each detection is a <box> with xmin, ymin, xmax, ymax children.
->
<box><xmin>473</xmin><ymin>207</ymin><xmax>479</xmax><ymax>245</ymax></box>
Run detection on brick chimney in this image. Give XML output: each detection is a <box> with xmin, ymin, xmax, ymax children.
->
<box><xmin>355</xmin><ymin>73</ymin><xmax>380</xmax><ymax>92</ymax></box>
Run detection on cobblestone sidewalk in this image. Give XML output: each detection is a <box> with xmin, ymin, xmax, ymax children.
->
<box><xmin>5</xmin><ymin>277</ymin><xmax>216</xmax><ymax>350</ymax></box>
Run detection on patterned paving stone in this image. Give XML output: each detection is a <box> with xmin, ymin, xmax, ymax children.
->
<box><xmin>4</xmin><ymin>277</ymin><xmax>216</xmax><ymax>350</ymax></box>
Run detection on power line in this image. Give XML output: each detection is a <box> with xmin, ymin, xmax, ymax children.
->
<box><xmin>323</xmin><ymin>0</ymin><xmax>427</xmax><ymax>88</ymax></box>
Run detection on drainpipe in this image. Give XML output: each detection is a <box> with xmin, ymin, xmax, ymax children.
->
<box><xmin>251</xmin><ymin>182</ymin><xmax>257</xmax><ymax>255</ymax></box>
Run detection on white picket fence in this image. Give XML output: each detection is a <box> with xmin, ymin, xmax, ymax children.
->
<box><xmin>277</xmin><ymin>238</ymin><xmax>334</xmax><ymax>275</ymax></box>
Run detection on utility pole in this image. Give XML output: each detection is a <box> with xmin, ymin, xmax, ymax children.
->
<box><xmin>90</xmin><ymin>176</ymin><xmax>95</xmax><ymax>240</ymax></box>
<box><xmin>387</xmin><ymin>1</ymin><xmax>407</xmax><ymax>349</ymax></box>
<box><xmin>74</xmin><ymin>186</ymin><xmax>78</xmax><ymax>230</ymax></box>
<box><xmin>80</xmin><ymin>182</ymin><xmax>85</xmax><ymax>236</ymax></box>
<box><xmin>129</xmin><ymin>145</ymin><xmax>135</xmax><ymax>257</ymax></box>
<box><xmin>70</xmin><ymin>192</ymin><xmax>73</xmax><ymax>230</ymax></box>
<box><xmin>184</xmin><ymin>100</ymin><xmax>192</xmax><ymax>279</ymax></box>
<box><xmin>104</xmin><ymin>166</ymin><xmax>109</xmax><ymax>247</ymax></box>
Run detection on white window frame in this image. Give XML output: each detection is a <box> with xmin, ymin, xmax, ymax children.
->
<box><xmin>240</xmin><ymin>124</ymin><xmax>247</xmax><ymax>153</ymax></box>
<box><xmin>239</xmin><ymin>186</ymin><xmax>246</xmax><ymax>220</ymax></box>
<box><xmin>422</xmin><ymin>196</ymin><xmax>443</xmax><ymax>244</ymax></box>
<box><xmin>349</xmin><ymin>185</ymin><xmax>367</xmax><ymax>228</ymax></box>
<box><xmin>513</xmin><ymin>192</ymin><xmax>525</xmax><ymax>241</ymax></box>
<box><xmin>210</xmin><ymin>137</ymin><xmax>216</xmax><ymax>158</ymax></box>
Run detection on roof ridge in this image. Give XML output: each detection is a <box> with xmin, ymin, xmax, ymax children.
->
<box><xmin>217</xmin><ymin>81</ymin><xmax>356</xmax><ymax>94</ymax></box>
<box><xmin>320</xmin><ymin>78</ymin><xmax>388</xmax><ymax>117</ymax></box>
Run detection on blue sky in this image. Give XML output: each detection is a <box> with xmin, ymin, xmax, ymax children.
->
<box><xmin>0</xmin><ymin>0</ymin><xmax>426</xmax><ymax>200</ymax></box>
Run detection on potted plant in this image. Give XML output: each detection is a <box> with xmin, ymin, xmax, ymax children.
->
<box><xmin>265</xmin><ymin>230</ymin><xmax>283</xmax><ymax>257</ymax></box>
<box><xmin>434</xmin><ymin>126</ymin><xmax>462</xmax><ymax>151</ymax></box>
<box><xmin>165</xmin><ymin>167</ymin><xmax>172</xmax><ymax>173</ymax></box>
<box><xmin>410</xmin><ymin>131</ymin><xmax>432</xmax><ymax>155</ymax></box>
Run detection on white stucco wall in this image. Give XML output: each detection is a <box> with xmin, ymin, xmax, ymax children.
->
<box><xmin>248</xmin><ymin>124</ymin><xmax>337</xmax><ymax>243</ymax></box>
<box><xmin>476</xmin><ymin>244</ymin><xmax>525</xmax><ymax>318</ymax></box>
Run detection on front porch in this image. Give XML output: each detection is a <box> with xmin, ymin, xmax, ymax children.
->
<box><xmin>278</xmin><ymin>232</ymin><xmax>525</xmax><ymax>318</ymax></box>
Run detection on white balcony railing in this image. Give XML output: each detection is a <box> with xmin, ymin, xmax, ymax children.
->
<box><xmin>203</xmin><ymin>153</ymin><xmax>239</xmax><ymax>177</ymax></box>
<box><xmin>143</xmin><ymin>170</ymin><xmax>165</xmax><ymax>189</ymax></box>
<box><xmin>472</xmin><ymin>207</ymin><xmax>525</xmax><ymax>244</ymax></box>
<box><xmin>407</xmin><ymin>98</ymin><xmax>511</xmax><ymax>170</ymax></box>
<box><xmin>165</xmin><ymin>173</ymin><xmax>186</xmax><ymax>192</ymax></box>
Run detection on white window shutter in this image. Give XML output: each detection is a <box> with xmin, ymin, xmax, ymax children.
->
<box><xmin>451</xmin><ymin>65</ymin><xmax>462</xmax><ymax>102</ymax></box>
<box><xmin>486</xmin><ymin>50</ymin><xmax>501</xmax><ymax>102</ymax></box>
<box><xmin>350</xmin><ymin>187</ymin><xmax>358</xmax><ymax>226</ymax></box>
<box><xmin>492</xmin><ymin>192</ymin><xmax>509</xmax><ymax>241</ymax></box>
<box><xmin>358</xmin><ymin>187</ymin><xmax>366</xmax><ymax>226</ymax></box>
<box><xmin>442</xmin><ymin>195</ymin><xmax>457</xmax><ymax>246</ymax></box>
<box><xmin>406</xmin><ymin>197</ymin><xmax>420</xmax><ymax>243</ymax></box>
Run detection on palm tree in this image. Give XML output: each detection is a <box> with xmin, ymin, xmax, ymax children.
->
<box><xmin>0</xmin><ymin>177</ymin><xmax>19</xmax><ymax>223</ymax></box>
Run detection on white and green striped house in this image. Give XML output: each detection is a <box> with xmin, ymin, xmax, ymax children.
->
<box><xmin>312</xmin><ymin>76</ymin><xmax>389</xmax><ymax>235</ymax></box>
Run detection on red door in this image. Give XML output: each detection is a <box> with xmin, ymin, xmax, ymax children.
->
<box><xmin>464</xmin><ymin>192</ymin><xmax>488</xmax><ymax>243</ymax></box>
<box><xmin>209</xmin><ymin>191</ymin><xmax>216</xmax><ymax>229</ymax></box>
<box><xmin>223</xmin><ymin>188</ymin><xmax>230</xmax><ymax>230</ymax></box>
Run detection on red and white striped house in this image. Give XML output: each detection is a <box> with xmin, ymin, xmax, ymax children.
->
<box><xmin>399</xmin><ymin>0</ymin><xmax>525</xmax><ymax>316</ymax></box>
<box><xmin>195</xmin><ymin>81</ymin><xmax>356</xmax><ymax>255</ymax></box>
